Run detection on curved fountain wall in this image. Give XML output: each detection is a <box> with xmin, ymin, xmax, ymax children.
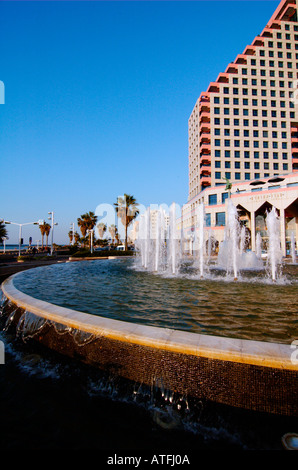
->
<box><xmin>1</xmin><ymin>272</ymin><xmax>297</xmax><ymax>417</ymax></box>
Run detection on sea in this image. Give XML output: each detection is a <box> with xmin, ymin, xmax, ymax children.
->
<box><xmin>0</xmin><ymin>244</ymin><xmax>41</xmax><ymax>252</ymax></box>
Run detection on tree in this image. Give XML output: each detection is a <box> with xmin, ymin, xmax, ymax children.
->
<box><xmin>74</xmin><ymin>231</ymin><xmax>80</xmax><ymax>245</ymax></box>
<box><xmin>114</xmin><ymin>194</ymin><xmax>139</xmax><ymax>250</ymax></box>
<box><xmin>108</xmin><ymin>224</ymin><xmax>117</xmax><ymax>244</ymax></box>
<box><xmin>44</xmin><ymin>223</ymin><xmax>51</xmax><ymax>247</ymax></box>
<box><xmin>39</xmin><ymin>223</ymin><xmax>46</xmax><ymax>248</ymax></box>
<box><xmin>68</xmin><ymin>230</ymin><xmax>73</xmax><ymax>244</ymax></box>
<box><xmin>0</xmin><ymin>221</ymin><xmax>8</xmax><ymax>244</ymax></box>
<box><xmin>97</xmin><ymin>222</ymin><xmax>107</xmax><ymax>241</ymax></box>
<box><xmin>77</xmin><ymin>211</ymin><xmax>98</xmax><ymax>249</ymax></box>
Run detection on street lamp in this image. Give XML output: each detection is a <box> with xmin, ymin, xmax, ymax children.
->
<box><xmin>70</xmin><ymin>222</ymin><xmax>75</xmax><ymax>245</ymax></box>
<box><xmin>2</xmin><ymin>237</ymin><xmax>8</xmax><ymax>254</ymax></box>
<box><xmin>3</xmin><ymin>220</ymin><xmax>40</xmax><ymax>256</ymax></box>
<box><xmin>48</xmin><ymin>211</ymin><xmax>58</xmax><ymax>255</ymax></box>
<box><xmin>86</xmin><ymin>229</ymin><xmax>94</xmax><ymax>253</ymax></box>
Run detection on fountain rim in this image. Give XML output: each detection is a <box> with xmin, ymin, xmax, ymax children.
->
<box><xmin>1</xmin><ymin>269</ymin><xmax>296</xmax><ymax>372</ymax></box>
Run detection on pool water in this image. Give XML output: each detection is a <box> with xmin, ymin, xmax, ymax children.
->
<box><xmin>12</xmin><ymin>258</ymin><xmax>298</xmax><ymax>344</ymax></box>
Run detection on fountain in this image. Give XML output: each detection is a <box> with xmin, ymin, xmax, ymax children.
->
<box><xmin>256</xmin><ymin>232</ymin><xmax>262</xmax><ymax>259</ymax></box>
<box><xmin>169</xmin><ymin>203</ymin><xmax>178</xmax><ymax>275</ymax></box>
<box><xmin>291</xmin><ymin>232</ymin><xmax>296</xmax><ymax>264</ymax></box>
<box><xmin>196</xmin><ymin>203</ymin><xmax>205</xmax><ymax>278</ymax></box>
<box><xmin>137</xmin><ymin>200</ymin><xmax>283</xmax><ymax>281</ymax></box>
<box><xmin>0</xmin><ymin>198</ymin><xmax>297</xmax><ymax>425</ymax></box>
<box><xmin>137</xmin><ymin>203</ymin><xmax>180</xmax><ymax>275</ymax></box>
<box><xmin>266</xmin><ymin>207</ymin><xmax>283</xmax><ymax>282</ymax></box>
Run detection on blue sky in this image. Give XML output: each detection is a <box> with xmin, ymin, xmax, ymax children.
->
<box><xmin>0</xmin><ymin>0</ymin><xmax>279</xmax><ymax>244</ymax></box>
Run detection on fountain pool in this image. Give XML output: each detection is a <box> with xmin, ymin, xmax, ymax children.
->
<box><xmin>6</xmin><ymin>258</ymin><xmax>298</xmax><ymax>344</ymax></box>
<box><xmin>0</xmin><ymin>255</ymin><xmax>297</xmax><ymax>418</ymax></box>
<box><xmin>0</xmin><ymin>200</ymin><xmax>297</xmax><ymax>418</ymax></box>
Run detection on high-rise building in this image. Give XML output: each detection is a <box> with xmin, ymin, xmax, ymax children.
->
<box><xmin>188</xmin><ymin>0</ymin><xmax>298</xmax><ymax>201</ymax></box>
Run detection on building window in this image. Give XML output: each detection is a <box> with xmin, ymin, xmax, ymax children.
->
<box><xmin>215</xmin><ymin>161</ymin><xmax>221</xmax><ymax>168</ymax></box>
<box><xmin>245</xmin><ymin>173</ymin><xmax>250</xmax><ymax>180</ymax></box>
<box><xmin>222</xmin><ymin>193</ymin><xmax>229</xmax><ymax>204</ymax></box>
<box><xmin>216</xmin><ymin>212</ymin><xmax>226</xmax><ymax>226</ymax></box>
<box><xmin>205</xmin><ymin>214</ymin><xmax>211</xmax><ymax>227</ymax></box>
<box><xmin>208</xmin><ymin>194</ymin><xmax>217</xmax><ymax>205</ymax></box>
<box><xmin>235</xmin><ymin>172</ymin><xmax>241</xmax><ymax>180</ymax></box>
<box><xmin>215</xmin><ymin>172</ymin><xmax>221</xmax><ymax>179</ymax></box>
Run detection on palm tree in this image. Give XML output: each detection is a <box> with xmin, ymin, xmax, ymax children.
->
<box><xmin>39</xmin><ymin>224</ymin><xmax>46</xmax><ymax>248</ymax></box>
<box><xmin>97</xmin><ymin>222</ymin><xmax>107</xmax><ymax>241</ymax></box>
<box><xmin>74</xmin><ymin>231</ymin><xmax>80</xmax><ymax>245</ymax></box>
<box><xmin>68</xmin><ymin>230</ymin><xmax>73</xmax><ymax>244</ymax></box>
<box><xmin>114</xmin><ymin>194</ymin><xmax>139</xmax><ymax>250</ymax></box>
<box><xmin>109</xmin><ymin>224</ymin><xmax>117</xmax><ymax>244</ymax></box>
<box><xmin>77</xmin><ymin>211</ymin><xmax>98</xmax><ymax>248</ymax></box>
<box><xmin>0</xmin><ymin>221</ymin><xmax>8</xmax><ymax>244</ymax></box>
<box><xmin>44</xmin><ymin>223</ymin><xmax>51</xmax><ymax>247</ymax></box>
<box><xmin>115</xmin><ymin>229</ymin><xmax>120</xmax><ymax>245</ymax></box>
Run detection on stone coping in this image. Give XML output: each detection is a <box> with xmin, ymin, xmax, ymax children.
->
<box><xmin>1</xmin><ymin>273</ymin><xmax>296</xmax><ymax>371</ymax></box>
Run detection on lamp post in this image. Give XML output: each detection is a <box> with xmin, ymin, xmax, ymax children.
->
<box><xmin>87</xmin><ymin>229</ymin><xmax>94</xmax><ymax>253</ymax></box>
<box><xmin>48</xmin><ymin>211</ymin><xmax>58</xmax><ymax>256</ymax></box>
<box><xmin>70</xmin><ymin>222</ymin><xmax>75</xmax><ymax>245</ymax></box>
<box><xmin>2</xmin><ymin>237</ymin><xmax>8</xmax><ymax>254</ymax></box>
<box><xmin>4</xmin><ymin>220</ymin><xmax>40</xmax><ymax>256</ymax></box>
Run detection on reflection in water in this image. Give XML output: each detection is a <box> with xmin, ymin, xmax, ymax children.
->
<box><xmin>13</xmin><ymin>258</ymin><xmax>298</xmax><ymax>344</ymax></box>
